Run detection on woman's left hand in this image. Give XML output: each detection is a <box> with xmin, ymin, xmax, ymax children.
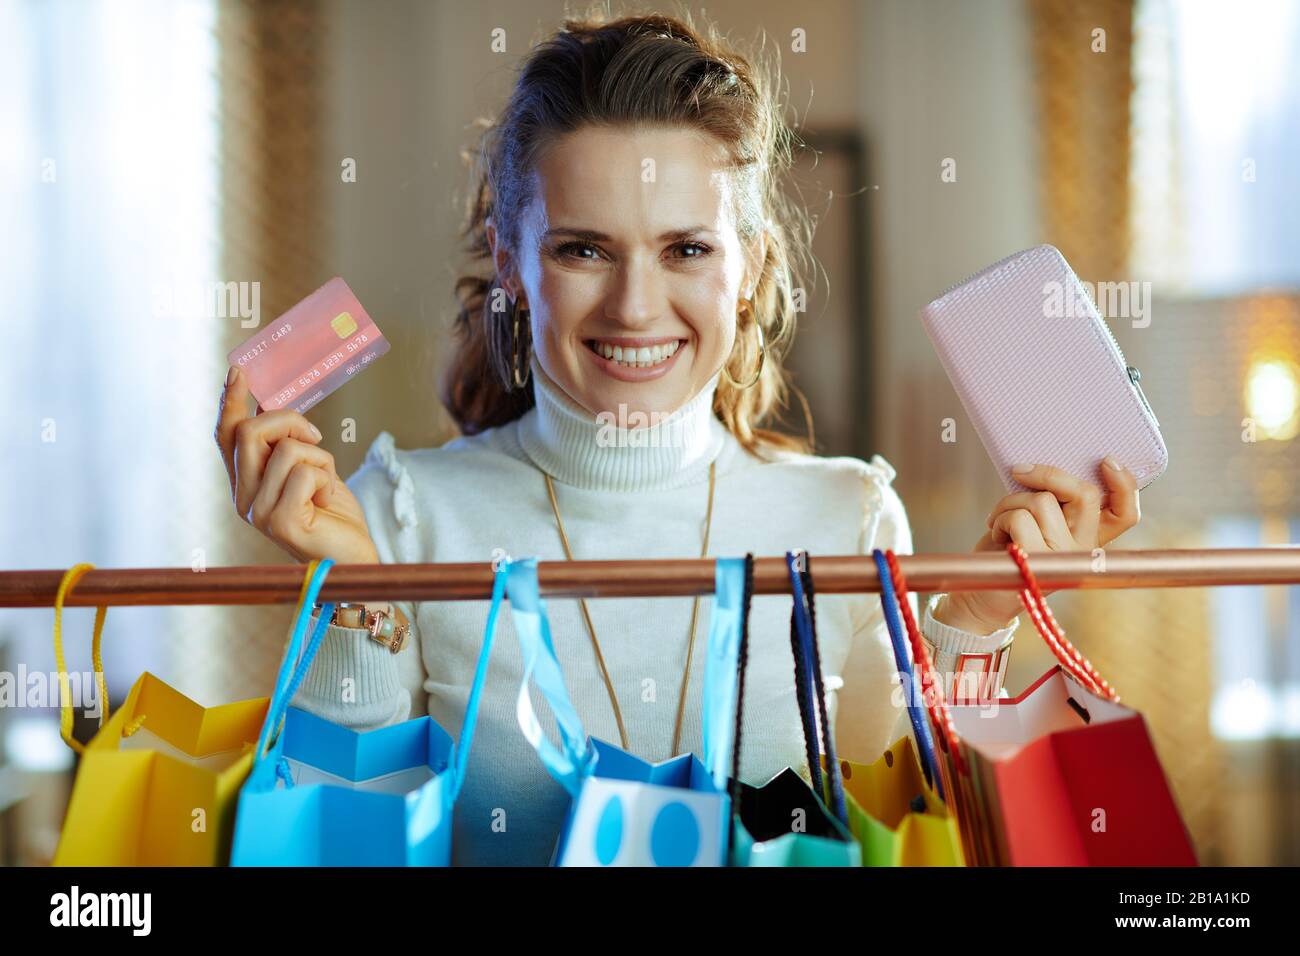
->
<box><xmin>934</xmin><ymin>457</ymin><xmax>1141</xmax><ymax>633</ymax></box>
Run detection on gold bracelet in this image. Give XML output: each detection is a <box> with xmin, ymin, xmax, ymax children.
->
<box><xmin>315</xmin><ymin>601</ymin><xmax>410</xmax><ymax>654</ymax></box>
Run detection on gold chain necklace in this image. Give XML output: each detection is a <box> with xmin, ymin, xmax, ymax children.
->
<box><xmin>542</xmin><ymin>460</ymin><xmax>717</xmax><ymax>756</ymax></box>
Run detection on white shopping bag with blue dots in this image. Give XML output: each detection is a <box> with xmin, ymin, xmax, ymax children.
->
<box><xmin>504</xmin><ymin>557</ymin><xmax>748</xmax><ymax>867</ymax></box>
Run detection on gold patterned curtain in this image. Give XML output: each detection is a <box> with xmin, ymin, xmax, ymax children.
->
<box><xmin>1029</xmin><ymin>0</ymin><xmax>1133</xmax><ymax>280</ymax></box>
<box><xmin>174</xmin><ymin>0</ymin><xmax>331</xmax><ymax>702</ymax></box>
<box><xmin>1027</xmin><ymin>0</ymin><xmax>1225</xmax><ymax>863</ymax></box>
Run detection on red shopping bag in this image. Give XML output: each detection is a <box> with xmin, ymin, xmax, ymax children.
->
<box><xmin>881</xmin><ymin>545</ymin><xmax>1197</xmax><ymax>867</ymax></box>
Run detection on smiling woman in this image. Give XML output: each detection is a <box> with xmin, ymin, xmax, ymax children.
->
<box><xmin>214</xmin><ymin>9</ymin><xmax>1145</xmax><ymax>866</ymax></box>
<box><xmin>445</xmin><ymin>18</ymin><xmax>801</xmax><ymax>449</ymax></box>
<box><xmin>488</xmin><ymin>124</ymin><xmax>765</xmax><ymax>417</ymax></box>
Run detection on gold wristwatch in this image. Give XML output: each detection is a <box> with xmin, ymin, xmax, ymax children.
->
<box><xmin>315</xmin><ymin>601</ymin><xmax>411</xmax><ymax>653</ymax></box>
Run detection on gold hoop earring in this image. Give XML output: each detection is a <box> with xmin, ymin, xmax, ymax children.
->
<box><xmin>510</xmin><ymin>299</ymin><xmax>531</xmax><ymax>390</ymax></box>
<box><xmin>721</xmin><ymin>301</ymin><xmax>766</xmax><ymax>390</ymax></box>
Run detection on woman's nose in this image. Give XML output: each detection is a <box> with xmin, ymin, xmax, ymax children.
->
<box><xmin>603</xmin><ymin>259</ymin><xmax>666</xmax><ymax>328</ymax></box>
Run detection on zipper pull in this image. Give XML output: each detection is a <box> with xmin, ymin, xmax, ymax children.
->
<box><xmin>1127</xmin><ymin>366</ymin><xmax>1159</xmax><ymax>426</ymax></box>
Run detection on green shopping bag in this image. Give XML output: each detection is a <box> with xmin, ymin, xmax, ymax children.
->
<box><xmin>825</xmin><ymin>733</ymin><xmax>964</xmax><ymax>866</ymax></box>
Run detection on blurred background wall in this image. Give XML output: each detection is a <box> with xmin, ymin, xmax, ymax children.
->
<box><xmin>1</xmin><ymin>0</ymin><xmax>1297</xmax><ymax>865</ymax></box>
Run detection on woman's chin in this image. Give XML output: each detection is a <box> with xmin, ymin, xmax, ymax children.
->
<box><xmin>581</xmin><ymin>383</ymin><xmax>688</xmax><ymax>421</ymax></box>
<box><xmin>572</xmin><ymin>376</ymin><xmax>699</xmax><ymax>422</ymax></box>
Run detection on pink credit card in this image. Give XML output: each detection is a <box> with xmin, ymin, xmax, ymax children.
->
<box><xmin>227</xmin><ymin>277</ymin><xmax>390</xmax><ymax>414</ymax></box>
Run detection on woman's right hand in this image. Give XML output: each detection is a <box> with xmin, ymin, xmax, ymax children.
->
<box><xmin>215</xmin><ymin>366</ymin><xmax>380</xmax><ymax>565</ymax></box>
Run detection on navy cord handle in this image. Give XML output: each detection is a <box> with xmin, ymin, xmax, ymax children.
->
<box><xmin>788</xmin><ymin>551</ymin><xmax>849</xmax><ymax>826</ymax></box>
<box><xmin>873</xmin><ymin>548</ymin><xmax>944</xmax><ymax>799</ymax></box>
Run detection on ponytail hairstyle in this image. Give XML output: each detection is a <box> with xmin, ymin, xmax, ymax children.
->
<box><xmin>442</xmin><ymin>7</ymin><xmax>815</xmax><ymax>454</ymax></box>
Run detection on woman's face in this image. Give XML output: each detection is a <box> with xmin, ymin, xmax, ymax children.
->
<box><xmin>488</xmin><ymin>125</ymin><xmax>760</xmax><ymax>421</ymax></box>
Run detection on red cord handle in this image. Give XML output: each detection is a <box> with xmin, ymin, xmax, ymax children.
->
<box><xmin>880</xmin><ymin>543</ymin><xmax>1122</xmax><ymax>768</ymax></box>
<box><xmin>883</xmin><ymin>550</ymin><xmax>966</xmax><ymax>776</ymax></box>
<box><xmin>1006</xmin><ymin>542</ymin><xmax>1120</xmax><ymax>702</ymax></box>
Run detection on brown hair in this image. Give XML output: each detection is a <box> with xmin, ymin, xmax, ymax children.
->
<box><xmin>441</xmin><ymin>7</ymin><xmax>814</xmax><ymax>454</ymax></box>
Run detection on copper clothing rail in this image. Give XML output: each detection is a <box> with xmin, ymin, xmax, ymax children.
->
<box><xmin>1</xmin><ymin>548</ymin><xmax>1299</xmax><ymax>608</ymax></box>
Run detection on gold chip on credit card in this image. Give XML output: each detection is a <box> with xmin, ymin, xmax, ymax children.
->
<box><xmin>331</xmin><ymin>311</ymin><xmax>358</xmax><ymax>338</ymax></box>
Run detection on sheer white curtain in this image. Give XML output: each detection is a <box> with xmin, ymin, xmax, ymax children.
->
<box><xmin>1130</xmin><ymin>0</ymin><xmax>1300</xmax><ymax>742</ymax></box>
<box><xmin>1132</xmin><ymin>0</ymin><xmax>1300</xmax><ymax>293</ymax></box>
<box><xmin>0</xmin><ymin>0</ymin><xmax>219</xmax><ymax>764</ymax></box>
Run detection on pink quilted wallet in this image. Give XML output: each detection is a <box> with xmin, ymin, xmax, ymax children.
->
<box><xmin>918</xmin><ymin>244</ymin><xmax>1167</xmax><ymax>494</ymax></box>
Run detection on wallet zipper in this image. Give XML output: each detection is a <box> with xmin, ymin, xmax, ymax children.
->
<box><xmin>1126</xmin><ymin>364</ymin><xmax>1159</xmax><ymax>426</ymax></box>
<box><xmin>1093</xmin><ymin>305</ymin><xmax>1160</xmax><ymax>426</ymax></box>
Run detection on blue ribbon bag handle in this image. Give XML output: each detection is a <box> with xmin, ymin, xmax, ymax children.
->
<box><xmin>700</xmin><ymin>557</ymin><xmax>747</xmax><ymax>793</ymax></box>
<box><xmin>248</xmin><ymin>559</ymin><xmax>337</xmax><ymax>790</ymax></box>
<box><xmin>505</xmin><ymin>558</ymin><xmax>597</xmax><ymax>797</ymax></box>
<box><xmin>508</xmin><ymin>557</ymin><xmax>745</xmax><ymax>797</ymax></box>
<box><xmin>786</xmin><ymin>551</ymin><xmax>849</xmax><ymax>825</ymax></box>
<box><xmin>447</xmin><ymin>563</ymin><xmax>508</xmax><ymax>801</ymax></box>
<box><xmin>247</xmin><ymin>558</ymin><xmax>503</xmax><ymax>800</ymax></box>
<box><xmin>872</xmin><ymin>549</ymin><xmax>943</xmax><ymax>799</ymax></box>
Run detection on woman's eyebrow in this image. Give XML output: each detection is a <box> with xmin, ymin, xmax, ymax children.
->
<box><xmin>657</xmin><ymin>226</ymin><xmax>714</xmax><ymax>242</ymax></box>
<box><xmin>542</xmin><ymin>225</ymin><xmax>714</xmax><ymax>242</ymax></box>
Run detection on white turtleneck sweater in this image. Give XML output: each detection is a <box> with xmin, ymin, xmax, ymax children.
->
<box><xmin>290</xmin><ymin>358</ymin><xmax>1017</xmax><ymax>866</ymax></box>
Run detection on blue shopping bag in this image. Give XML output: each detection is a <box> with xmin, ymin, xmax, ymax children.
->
<box><xmin>231</xmin><ymin>558</ymin><xmax>507</xmax><ymax>866</ymax></box>
<box><xmin>503</xmin><ymin>556</ymin><xmax>750</xmax><ymax>867</ymax></box>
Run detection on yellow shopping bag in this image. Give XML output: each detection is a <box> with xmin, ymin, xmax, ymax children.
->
<box><xmin>50</xmin><ymin>563</ymin><xmax>300</xmax><ymax>866</ymax></box>
<box><xmin>826</xmin><ymin>734</ymin><xmax>965</xmax><ymax>866</ymax></box>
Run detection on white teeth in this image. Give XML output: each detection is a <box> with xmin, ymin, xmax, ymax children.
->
<box><xmin>590</xmin><ymin>340</ymin><xmax>682</xmax><ymax>369</ymax></box>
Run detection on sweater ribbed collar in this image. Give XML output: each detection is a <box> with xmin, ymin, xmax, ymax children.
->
<box><xmin>515</xmin><ymin>356</ymin><xmax>728</xmax><ymax>492</ymax></box>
